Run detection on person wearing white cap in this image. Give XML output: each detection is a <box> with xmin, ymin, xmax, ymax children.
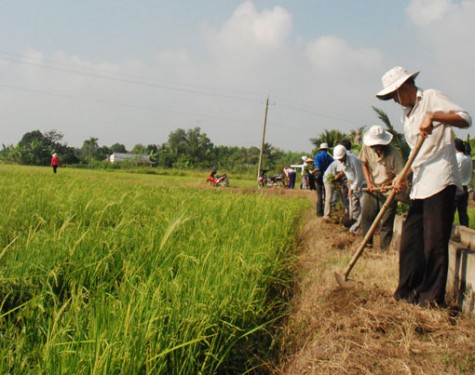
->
<box><xmin>377</xmin><ymin>66</ymin><xmax>472</xmax><ymax>307</ymax></box>
<box><xmin>313</xmin><ymin>143</ymin><xmax>333</xmax><ymax>217</ymax></box>
<box><xmin>333</xmin><ymin>144</ymin><xmax>366</xmax><ymax>234</ymax></box>
<box><xmin>359</xmin><ymin>125</ymin><xmax>404</xmax><ymax>251</ymax></box>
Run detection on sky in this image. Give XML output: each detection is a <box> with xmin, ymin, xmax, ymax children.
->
<box><xmin>0</xmin><ymin>0</ymin><xmax>474</xmax><ymax>153</ymax></box>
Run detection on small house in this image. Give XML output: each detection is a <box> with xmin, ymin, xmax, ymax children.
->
<box><xmin>107</xmin><ymin>152</ymin><xmax>150</xmax><ymax>165</ymax></box>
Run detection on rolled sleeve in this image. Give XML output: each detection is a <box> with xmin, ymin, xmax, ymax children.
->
<box><xmin>456</xmin><ymin>111</ymin><xmax>472</xmax><ymax>127</ymax></box>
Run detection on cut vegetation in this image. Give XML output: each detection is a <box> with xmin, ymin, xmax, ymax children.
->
<box><xmin>274</xmin><ymin>210</ymin><xmax>475</xmax><ymax>375</ymax></box>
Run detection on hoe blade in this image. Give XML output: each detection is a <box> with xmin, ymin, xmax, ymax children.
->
<box><xmin>334</xmin><ymin>271</ymin><xmax>357</xmax><ymax>289</ymax></box>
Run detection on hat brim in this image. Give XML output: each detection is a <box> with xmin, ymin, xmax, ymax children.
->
<box><xmin>363</xmin><ymin>132</ymin><xmax>393</xmax><ymax>146</ymax></box>
<box><xmin>376</xmin><ymin>71</ymin><xmax>420</xmax><ymax>100</ymax></box>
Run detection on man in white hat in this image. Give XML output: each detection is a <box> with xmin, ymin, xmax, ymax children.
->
<box><xmin>333</xmin><ymin>144</ymin><xmax>366</xmax><ymax>234</ymax></box>
<box><xmin>313</xmin><ymin>143</ymin><xmax>333</xmax><ymax>217</ymax></box>
<box><xmin>359</xmin><ymin>125</ymin><xmax>404</xmax><ymax>251</ymax></box>
<box><xmin>377</xmin><ymin>66</ymin><xmax>472</xmax><ymax>307</ymax></box>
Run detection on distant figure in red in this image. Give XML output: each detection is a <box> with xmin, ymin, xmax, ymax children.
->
<box><xmin>50</xmin><ymin>153</ymin><xmax>61</xmax><ymax>173</ymax></box>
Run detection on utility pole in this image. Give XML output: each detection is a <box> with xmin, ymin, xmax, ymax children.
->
<box><xmin>257</xmin><ymin>96</ymin><xmax>269</xmax><ymax>181</ymax></box>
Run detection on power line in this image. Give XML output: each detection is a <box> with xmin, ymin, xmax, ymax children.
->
<box><xmin>0</xmin><ymin>49</ymin><xmax>265</xmax><ymax>104</ymax></box>
<box><xmin>272</xmin><ymin>95</ymin><xmax>367</xmax><ymax>126</ymax></box>
<box><xmin>0</xmin><ymin>83</ymin><xmax>260</xmax><ymax>125</ymax></box>
<box><xmin>0</xmin><ymin>49</ymin><xmax>372</xmax><ymax>133</ymax></box>
<box><xmin>0</xmin><ymin>49</ymin><xmax>369</xmax><ymax>126</ymax></box>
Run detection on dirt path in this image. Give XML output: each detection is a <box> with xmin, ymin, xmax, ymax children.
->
<box><xmin>272</xmin><ymin>205</ymin><xmax>475</xmax><ymax>375</ymax></box>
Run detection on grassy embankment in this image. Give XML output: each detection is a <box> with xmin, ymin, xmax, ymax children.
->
<box><xmin>274</xmin><ymin>208</ymin><xmax>475</xmax><ymax>374</ymax></box>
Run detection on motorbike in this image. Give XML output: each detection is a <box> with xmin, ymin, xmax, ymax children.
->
<box><xmin>206</xmin><ymin>168</ymin><xmax>229</xmax><ymax>187</ymax></box>
<box><xmin>258</xmin><ymin>169</ymin><xmax>286</xmax><ymax>188</ymax></box>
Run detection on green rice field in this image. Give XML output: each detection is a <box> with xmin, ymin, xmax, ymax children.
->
<box><xmin>0</xmin><ymin>165</ymin><xmax>311</xmax><ymax>374</ymax></box>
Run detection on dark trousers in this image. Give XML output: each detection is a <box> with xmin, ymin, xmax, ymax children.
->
<box><xmin>52</xmin><ymin>165</ymin><xmax>58</xmax><ymax>174</ymax></box>
<box><xmin>454</xmin><ymin>186</ymin><xmax>469</xmax><ymax>227</ymax></box>
<box><xmin>316</xmin><ymin>177</ymin><xmax>325</xmax><ymax>216</ymax></box>
<box><xmin>394</xmin><ymin>185</ymin><xmax>456</xmax><ymax>306</ymax></box>
<box><xmin>287</xmin><ymin>172</ymin><xmax>296</xmax><ymax>189</ymax></box>
<box><xmin>341</xmin><ymin>178</ymin><xmax>349</xmax><ymax>214</ymax></box>
<box><xmin>308</xmin><ymin>174</ymin><xmax>316</xmax><ymax>190</ymax></box>
<box><xmin>360</xmin><ymin>191</ymin><xmax>397</xmax><ymax>250</ymax></box>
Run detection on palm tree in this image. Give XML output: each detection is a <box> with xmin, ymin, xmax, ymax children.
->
<box><xmin>310</xmin><ymin>129</ymin><xmax>347</xmax><ymax>151</ymax></box>
<box><xmin>349</xmin><ymin>126</ymin><xmax>365</xmax><ymax>146</ymax></box>
<box><xmin>372</xmin><ymin>106</ymin><xmax>410</xmax><ymax>160</ymax></box>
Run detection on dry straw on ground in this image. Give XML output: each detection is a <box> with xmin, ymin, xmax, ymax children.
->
<box><xmin>273</xmin><ymin>208</ymin><xmax>475</xmax><ymax>375</ymax></box>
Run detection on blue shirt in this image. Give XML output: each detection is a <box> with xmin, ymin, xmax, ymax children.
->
<box><xmin>314</xmin><ymin>150</ymin><xmax>333</xmax><ymax>172</ymax></box>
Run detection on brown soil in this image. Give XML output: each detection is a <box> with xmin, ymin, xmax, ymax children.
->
<box><xmin>272</xmin><ymin>195</ymin><xmax>475</xmax><ymax>375</ymax></box>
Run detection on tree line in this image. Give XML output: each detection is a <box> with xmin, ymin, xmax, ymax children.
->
<box><xmin>0</xmin><ymin>127</ymin><xmax>307</xmax><ymax>173</ymax></box>
<box><xmin>3</xmin><ymin>108</ymin><xmax>467</xmax><ymax>173</ymax></box>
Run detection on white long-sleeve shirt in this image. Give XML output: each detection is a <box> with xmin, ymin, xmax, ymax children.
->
<box><xmin>323</xmin><ymin>160</ymin><xmax>343</xmax><ymax>181</ymax></box>
<box><xmin>335</xmin><ymin>153</ymin><xmax>366</xmax><ymax>191</ymax></box>
<box><xmin>456</xmin><ymin>151</ymin><xmax>473</xmax><ymax>187</ymax></box>
<box><xmin>403</xmin><ymin>88</ymin><xmax>472</xmax><ymax>199</ymax></box>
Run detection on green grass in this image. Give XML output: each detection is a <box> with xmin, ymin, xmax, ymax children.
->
<box><xmin>453</xmin><ymin>206</ymin><xmax>475</xmax><ymax>229</ymax></box>
<box><xmin>0</xmin><ymin>165</ymin><xmax>310</xmax><ymax>374</ymax></box>
<box><xmin>68</xmin><ymin>164</ymin><xmax>261</xmax><ymax>189</ymax></box>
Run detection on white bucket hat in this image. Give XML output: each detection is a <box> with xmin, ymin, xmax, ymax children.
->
<box><xmin>318</xmin><ymin>143</ymin><xmax>329</xmax><ymax>150</ymax></box>
<box><xmin>333</xmin><ymin>144</ymin><xmax>347</xmax><ymax>160</ymax></box>
<box><xmin>363</xmin><ymin>125</ymin><xmax>393</xmax><ymax>146</ymax></box>
<box><xmin>376</xmin><ymin>66</ymin><xmax>420</xmax><ymax>100</ymax></box>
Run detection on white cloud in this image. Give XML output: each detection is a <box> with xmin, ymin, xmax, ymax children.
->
<box><xmin>401</xmin><ymin>0</ymin><xmax>475</xmax><ymax>142</ymax></box>
<box><xmin>205</xmin><ymin>1</ymin><xmax>292</xmax><ymax>57</ymax></box>
<box><xmin>156</xmin><ymin>49</ymin><xmax>190</xmax><ymax>67</ymax></box>
<box><xmin>407</xmin><ymin>0</ymin><xmax>454</xmax><ymax>26</ymax></box>
<box><xmin>305</xmin><ymin>35</ymin><xmax>383</xmax><ymax>74</ymax></box>
<box><xmin>0</xmin><ymin>2</ymin><xmax>396</xmax><ymax>152</ymax></box>
<box><xmin>404</xmin><ymin>1</ymin><xmax>475</xmax><ymax>104</ymax></box>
